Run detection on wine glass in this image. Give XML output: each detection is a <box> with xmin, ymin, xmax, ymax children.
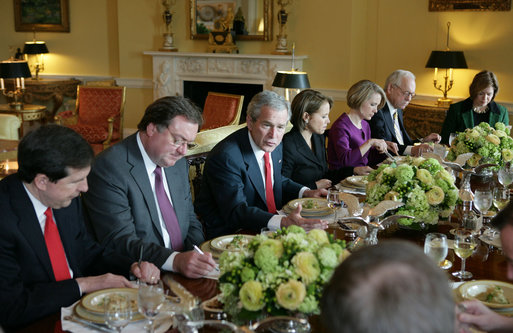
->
<box><xmin>474</xmin><ymin>189</ymin><xmax>493</xmax><ymax>224</ymax></box>
<box><xmin>424</xmin><ymin>233</ymin><xmax>448</xmax><ymax>268</ymax></box>
<box><xmin>498</xmin><ymin>165</ymin><xmax>513</xmax><ymax>187</ymax></box>
<box><xmin>452</xmin><ymin>229</ymin><xmax>477</xmax><ymax>280</ymax></box>
<box><xmin>327</xmin><ymin>188</ymin><xmax>343</xmax><ymax>223</ymax></box>
<box><xmin>104</xmin><ymin>295</ymin><xmax>133</xmax><ymax>332</ymax></box>
<box><xmin>493</xmin><ymin>186</ymin><xmax>510</xmax><ymax>211</ymax></box>
<box><xmin>138</xmin><ymin>280</ymin><xmax>165</xmax><ymax>333</ymax></box>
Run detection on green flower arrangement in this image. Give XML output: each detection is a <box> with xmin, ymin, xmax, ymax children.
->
<box><xmin>365</xmin><ymin>157</ymin><xmax>458</xmax><ymax>226</ymax></box>
<box><xmin>218</xmin><ymin>226</ymin><xmax>347</xmax><ymax>322</ymax></box>
<box><xmin>447</xmin><ymin>122</ymin><xmax>513</xmax><ymax>167</ymax></box>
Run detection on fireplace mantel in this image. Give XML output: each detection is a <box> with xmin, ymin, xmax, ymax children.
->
<box><xmin>143</xmin><ymin>51</ymin><xmax>308</xmax><ymax>99</ymax></box>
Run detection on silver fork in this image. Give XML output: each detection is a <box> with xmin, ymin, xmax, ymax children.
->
<box><xmin>384</xmin><ymin>150</ymin><xmax>397</xmax><ymax>163</ymax></box>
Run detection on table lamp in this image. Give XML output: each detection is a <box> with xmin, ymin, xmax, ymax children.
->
<box><xmin>23</xmin><ymin>40</ymin><xmax>49</xmax><ymax>80</ymax></box>
<box><xmin>0</xmin><ymin>60</ymin><xmax>32</xmax><ymax>110</ymax></box>
<box><xmin>425</xmin><ymin>22</ymin><xmax>468</xmax><ymax>107</ymax></box>
<box><xmin>272</xmin><ymin>43</ymin><xmax>310</xmax><ymax>101</ymax></box>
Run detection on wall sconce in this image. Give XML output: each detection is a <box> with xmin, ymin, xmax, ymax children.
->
<box><xmin>272</xmin><ymin>43</ymin><xmax>310</xmax><ymax>101</ymax></box>
<box><xmin>23</xmin><ymin>40</ymin><xmax>49</xmax><ymax>80</ymax></box>
<box><xmin>425</xmin><ymin>22</ymin><xmax>468</xmax><ymax>107</ymax></box>
<box><xmin>0</xmin><ymin>60</ymin><xmax>32</xmax><ymax>110</ymax></box>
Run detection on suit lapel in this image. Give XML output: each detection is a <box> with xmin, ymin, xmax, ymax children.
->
<box><xmin>240</xmin><ymin>130</ymin><xmax>267</xmax><ymax>205</ymax></box>
<box><xmin>397</xmin><ymin>109</ymin><xmax>412</xmax><ymax>145</ymax></box>
<box><xmin>293</xmin><ymin>131</ymin><xmax>323</xmax><ymax>168</ymax></box>
<box><xmin>382</xmin><ymin>104</ymin><xmax>396</xmax><ymax>138</ymax></box>
<box><xmin>126</xmin><ymin>135</ymin><xmax>164</xmax><ymax>240</ymax></box>
<box><xmin>272</xmin><ymin>145</ymin><xmax>283</xmax><ymax>208</ymax></box>
<box><xmin>10</xmin><ymin>179</ymin><xmax>54</xmax><ymax>280</ymax></box>
<box><xmin>462</xmin><ymin>110</ymin><xmax>474</xmax><ymax>129</ymax></box>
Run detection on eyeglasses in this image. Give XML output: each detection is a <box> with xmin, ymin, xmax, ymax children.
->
<box><xmin>165</xmin><ymin>128</ymin><xmax>198</xmax><ymax>150</ymax></box>
<box><xmin>393</xmin><ymin>84</ymin><xmax>416</xmax><ymax>99</ymax></box>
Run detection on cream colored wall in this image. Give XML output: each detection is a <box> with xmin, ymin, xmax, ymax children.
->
<box><xmin>2</xmin><ymin>0</ymin><xmax>513</xmax><ymax>129</ymax></box>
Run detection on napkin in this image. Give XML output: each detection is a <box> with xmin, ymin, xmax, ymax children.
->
<box><xmin>203</xmin><ymin>264</ymin><xmax>220</xmax><ymax>280</ymax></box>
<box><xmin>61</xmin><ymin>301</ymin><xmax>172</xmax><ymax>333</ymax></box>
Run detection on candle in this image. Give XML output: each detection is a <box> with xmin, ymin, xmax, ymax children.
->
<box><xmin>449</xmin><ymin>68</ymin><xmax>453</xmax><ymax>81</ymax></box>
<box><xmin>21</xmin><ymin>77</ymin><xmax>25</xmax><ymax>89</ymax></box>
<box><xmin>16</xmin><ymin>78</ymin><xmax>20</xmax><ymax>88</ymax></box>
<box><xmin>434</xmin><ymin>68</ymin><xmax>438</xmax><ymax>81</ymax></box>
<box><xmin>0</xmin><ymin>78</ymin><xmax>4</xmax><ymax>90</ymax></box>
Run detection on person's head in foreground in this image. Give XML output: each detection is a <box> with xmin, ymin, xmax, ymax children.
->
<box><xmin>491</xmin><ymin>200</ymin><xmax>513</xmax><ymax>279</ymax></box>
<box><xmin>18</xmin><ymin>124</ymin><xmax>94</xmax><ymax>209</ymax></box>
<box><xmin>321</xmin><ymin>240</ymin><xmax>454</xmax><ymax>333</ymax></box>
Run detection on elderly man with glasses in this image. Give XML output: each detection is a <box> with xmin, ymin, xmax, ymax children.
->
<box><xmin>83</xmin><ymin>96</ymin><xmax>216</xmax><ymax>279</ymax></box>
<box><xmin>369</xmin><ymin>69</ymin><xmax>441</xmax><ymax>156</ymax></box>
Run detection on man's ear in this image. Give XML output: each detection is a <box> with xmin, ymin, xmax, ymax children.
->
<box><xmin>146</xmin><ymin>123</ymin><xmax>158</xmax><ymax>137</ymax></box>
<box><xmin>33</xmin><ymin>174</ymin><xmax>49</xmax><ymax>191</ymax></box>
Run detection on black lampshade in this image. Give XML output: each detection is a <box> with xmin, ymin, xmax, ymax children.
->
<box><xmin>23</xmin><ymin>41</ymin><xmax>49</xmax><ymax>54</ymax></box>
<box><xmin>272</xmin><ymin>71</ymin><xmax>311</xmax><ymax>89</ymax></box>
<box><xmin>0</xmin><ymin>61</ymin><xmax>32</xmax><ymax>78</ymax></box>
<box><xmin>425</xmin><ymin>51</ymin><xmax>468</xmax><ymax>69</ymax></box>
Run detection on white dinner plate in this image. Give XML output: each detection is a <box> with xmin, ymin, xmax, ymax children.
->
<box><xmin>81</xmin><ymin>288</ymin><xmax>139</xmax><ymax>314</ymax></box>
<box><xmin>459</xmin><ymin>280</ymin><xmax>513</xmax><ymax>309</ymax></box>
<box><xmin>209</xmin><ymin>234</ymin><xmax>254</xmax><ymax>252</ymax></box>
<box><xmin>345</xmin><ymin>176</ymin><xmax>368</xmax><ymax>188</ymax></box>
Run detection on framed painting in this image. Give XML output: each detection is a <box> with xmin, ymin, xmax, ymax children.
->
<box><xmin>429</xmin><ymin>0</ymin><xmax>511</xmax><ymax>11</ymax></box>
<box><xmin>14</xmin><ymin>0</ymin><xmax>70</xmax><ymax>32</ymax></box>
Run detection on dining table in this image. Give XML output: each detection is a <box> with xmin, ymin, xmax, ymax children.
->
<box><xmin>10</xmin><ymin>214</ymin><xmax>508</xmax><ymax>333</ymax></box>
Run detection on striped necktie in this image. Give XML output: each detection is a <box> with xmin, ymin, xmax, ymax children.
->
<box><xmin>393</xmin><ymin>111</ymin><xmax>404</xmax><ymax>146</ymax></box>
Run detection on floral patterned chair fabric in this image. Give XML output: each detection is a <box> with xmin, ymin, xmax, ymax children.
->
<box><xmin>201</xmin><ymin>92</ymin><xmax>244</xmax><ymax>131</ymax></box>
<box><xmin>55</xmin><ymin>86</ymin><xmax>126</xmax><ymax>154</ymax></box>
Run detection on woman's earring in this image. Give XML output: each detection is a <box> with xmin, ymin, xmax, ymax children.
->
<box><xmin>305</xmin><ymin>119</ymin><xmax>309</xmax><ymax>124</ymax></box>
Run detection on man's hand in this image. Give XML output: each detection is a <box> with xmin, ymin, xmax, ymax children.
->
<box><xmin>411</xmin><ymin>143</ymin><xmax>433</xmax><ymax>157</ymax></box>
<box><xmin>315</xmin><ymin>179</ymin><xmax>332</xmax><ymax>190</ymax></box>
<box><xmin>385</xmin><ymin>141</ymin><xmax>399</xmax><ymax>155</ymax></box>
<box><xmin>76</xmin><ymin>273</ymin><xmax>134</xmax><ymax>294</ymax></box>
<box><xmin>130</xmin><ymin>261</ymin><xmax>160</xmax><ymax>283</ymax></box>
<box><xmin>173</xmin><ymin>251</ymin><xmax>217</xmax><ymax>279</ymax></box>
<box><xmin>354</xmin><ymin>166</ymin><xmax>374</xmax><ymax>175</ymax></box>
<box><xmin>280</xmin><ymin>204</ymin><xmax>328</xmax><ymax>231</ymax></box>
<box><xmin>303</xmin><ymin>188</ymin><xmax>328</xmax><ymax>198</ymax></box>
<box><xmin>457</xmin><ymin>300</ymin><xmax>513</xmax><ymax>332</ymax></box>
<box><xmin>423</xmin><ymin>133</ymin><xmax>441</xmax><ymax>143</ymax></box>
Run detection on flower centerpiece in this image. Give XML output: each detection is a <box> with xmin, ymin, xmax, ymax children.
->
<box><xmin>365</xmin><ymin>157</ymin><xmax>458</xmax><ymax>226</ymax></box>
<box><xmin>447</xmin><ymin>122</ymin><xmax>513</xmax><ymax>167</ymax></box>
<box><xmin>218</xmin><ymin>226</ymin><xmax>348</xmax><ymax>322</ymax></box>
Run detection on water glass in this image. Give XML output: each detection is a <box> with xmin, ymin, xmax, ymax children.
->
<box><xmin>493</xmin><ymin>187</ymin><xmax>510</xmax><ymax>211</ymax></box>
<box><xmin>452</xmin><ymin>229</ymin><xmax>477</xmax><ymax>280</ymax></box>
<box><xmin>424</xmin><ymin>233</ymin><xmax>448</xmax><ymax>267</ymax></box>
<box><xmin>138</xmin><ymin>280</ymin><xmax>165</xmax><ymax>333</ymax></box>
<box><xmin>474</xmin><ymin>189</ymin><xmax>493</xmax><ymax>226</ymax></box>
<box><xmin>498</xmin><ymin>166</ymin><xmax>513</xmax><ymax>187</ymax></box>
<box><xmin>327</xmin><ymin>188</ymin><xmax>343</xmax><ymax>223</ymax></box>
<box><xmin>104</xmin><ymin>295</ymin><xmax>132</xmax><ymax>332</ymax></box>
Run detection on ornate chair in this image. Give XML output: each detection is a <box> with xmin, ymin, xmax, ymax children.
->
<box><xmin>55</xmin><ymin>86</ymin><xmax>126</xmax><ymax>154</ymax></box>
<box><xmin>0</xmin><ymin>114</ymin><xmax>21</xmax><ymax>140</ymax></box>
<box><xmin>201</xmin><ymin>92</ymin><xmax>244</xmax><ymax>131</ymax></box>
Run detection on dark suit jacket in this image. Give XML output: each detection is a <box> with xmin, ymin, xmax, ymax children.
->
<box><xmin>82</xmin><ymin>133</ymin><xmax>204</xmax><ymax>268</ymax></box>
<box><xmin>440</xmin><ymin>98</ymin><xmax>509</xmax><ymax>144</ymax></box>
<box><xmin>0</xmin><ymin>174</ymin><xmax>131</xmax><ymax>329</ymax></box>
<box><xmin>282</xmin><ymin>128</ymin><xmax>353</xmax><ymax>189</ymax></box>
<box><xmin>194</xmin><ymin>127</ymin><xmax>304</xmax><ymax>239</ymax></box>
<box><xmin>370</xmin><ymin>103</ymin><xmax>413</xmax><ymax>154</ymax></box>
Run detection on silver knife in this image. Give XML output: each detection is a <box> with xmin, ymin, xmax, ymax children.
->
<box><xmin>64</xmin><ymin>315</ymin><xmax>116</xmax><ymax>333</ymax></box>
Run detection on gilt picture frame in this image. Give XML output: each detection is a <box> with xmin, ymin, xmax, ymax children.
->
<box><xmin>429</xmin><ymin>0</ymin><xmax>511</xmax><ymax>11</ymax></box>
<box><xmin>14</xmin><ymin>0</ymin><xmax>70</xmax><ymax>32</ymax></box>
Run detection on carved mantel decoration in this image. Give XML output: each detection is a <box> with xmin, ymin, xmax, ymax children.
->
<box><xmin>429</xmin><ymin>0</ymin><xmax>511</xmax><ymax>11</ymax></box>
<box><xmin>143</xmin><ymin>51</ymin><xmax>307</xmax><ymax>100</ymax></box>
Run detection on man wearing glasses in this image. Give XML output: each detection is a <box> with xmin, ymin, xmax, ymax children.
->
<box><xmin>370</xmin><ymin>70</ymin><xmax>441</xmax><ymax>156</ymax></box>
<box><xmin>83</xmin><ymin>96</ymin><xmax>216</xmax><ymax>279</ymax></box>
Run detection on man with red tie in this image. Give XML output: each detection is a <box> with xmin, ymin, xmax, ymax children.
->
<box><xmin>195</xmin><ymin>90</ymin><xmax>328</xmax><ymax>239</ymax></box>
<box><xmin>0</xmin><ymin>125</ymin><xmax>159</xmax><ymax>329</ymax></box>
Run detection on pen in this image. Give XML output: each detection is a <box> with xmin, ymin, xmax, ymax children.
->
<box><xmin>138</xmin><ymin>244</ymin><xmax>144</xmax><ymax>268</ymax></box>
<box><xmin>193</xmin><ymin>245</ymin><xmax>219</xmax><ymax>271</ymax></box>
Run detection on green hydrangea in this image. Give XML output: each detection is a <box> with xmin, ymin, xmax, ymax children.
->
<box><xmin>254</xmin><ymin>245</ymin><xmax>279</xmax><ymax>273</ymax></box>
<box><xmin>298</xmin><ymin>295</ymin><xmax>319</xmax><ymax>314</ymax></box>
<box><xmin>317</xmin><ymin>246</ymin><xmax>338</xmax><ymax>268</ymax></box>
<box><xmin>395</xmin><ymin>164</ymin><xmax>415</xmax><ymax>183</ymax></box>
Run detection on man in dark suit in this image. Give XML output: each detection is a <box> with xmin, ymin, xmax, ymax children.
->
<box><xmin>0</xmin><ymin>125</ymin><xmax>159</xmax><ymax>329</ymax></box>
<box><xmin>83</xmin><ymin>96</ymin><xmax>216</xmax><ymax>279</ymax></box>
<box><xmin>370</xmin><ymin>70</ymin><xmax>440</xmax><ymax>156</ymax></box>
<box><xmin>195</xmin><ymin>91</ymin><xmax>328</xmax><ymax>239</ymax></box>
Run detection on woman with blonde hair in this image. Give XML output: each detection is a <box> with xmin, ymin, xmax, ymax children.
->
<box><xmin>328</xmin><ymin>80</ymin><xmax>389</xmax><ymax>169</ymax></box>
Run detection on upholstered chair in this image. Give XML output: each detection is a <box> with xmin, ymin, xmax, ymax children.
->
<box><xmin>55</xmin><ymin>86</ymin><xmax>126</xmax><ymax>154</ymax></box>
<box><xmin>0</xmin><ymin>114</ymin><xmax>21</xmax><ymax>140</ymax></box>
<box><xmin>201</xmin><ymin>92</ymin><xmax>244</xmax><ymax>131</ymax></box>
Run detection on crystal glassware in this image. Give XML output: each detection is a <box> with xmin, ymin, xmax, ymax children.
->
<box><xmin>424</xmin><ymin>233</ymin><xmax>448</xmax><ymax>267</ymax></box>
<box><xmin>498</xmin><ymin>166</ymin><xmax>513</xmax><ymax>187</ymax></box>
<box><xmin>138</xmin><ymin>280</ymin><xmax>165</xmax><ymax>333</ymax></box>
<box><xmin>493</xmin><ymin>186</ymin><xmax>510</xmax><ymax>211</ymax></box>
<box><xmin>452</xmin><ymin>229</ymin><xmax>477</xmax><ymax>280</ymax></box>
<box><xmin>104</xmin><ymin>295</ymin><xmax>133</xmax><ymax>332</ymax></box>
<box><xmin>327</xmin><ymin>188</ymin><xmax>343</xmax><ymax>223</ymax></box>
<box><xmin>474</xmin><ymin>189</ymin><xmax>493</xmax><ymax>226</ymax></box>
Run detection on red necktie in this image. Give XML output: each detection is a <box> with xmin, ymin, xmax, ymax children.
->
<box><xmin>264</xmin><ymin>152</ymin><xmax>277</xmax><ymax>213</ymax></box>
<box><xmin>44</xmin><ymin>208</ymin><xmax>71</xmax><ymax>281</ymax></box>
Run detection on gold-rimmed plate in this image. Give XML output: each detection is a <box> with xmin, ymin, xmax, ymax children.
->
<box><xmin>75</xmin><ymin>299</ymin><xmax>144</xmax><ymax>323</ymax></box>
<box><xmin>459</xmin><ymin>280</ymin><xmax>513</xmax><ymax>309</ymax></box>
<box><xmin>209</xmin><ymin>234</ymin><xmax>254</xmax><ymax>252</ymax></box>
<box><xmin>81</xmin><ymin>288</ymin><xmax>139</xmax><ymax>314</ymax></box>
<box><xmin>345</xmin><ymin>176</ymin><xmax>368</xmax><ymax>188</ymax></box>
<box><xmin>285</xmin><ymin>198</ymin><xmax>332</xmax><ymax>215</ymax></box>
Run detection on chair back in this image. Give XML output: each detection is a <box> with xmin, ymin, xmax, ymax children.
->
<box><xmin>201</xmin><ymin>92</ymin><xmax>244</xmax><ymax>131</ymax></box>
<box><xmin>76</xmin><ymin>85</ymin><xmax>126</xmax><ymax>137</ymax></box>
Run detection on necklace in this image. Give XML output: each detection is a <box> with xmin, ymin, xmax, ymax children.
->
<box><xmin>472</xmin><ymin>106</ymin><xmax>488</xmax><ymax>114</ymax></box>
